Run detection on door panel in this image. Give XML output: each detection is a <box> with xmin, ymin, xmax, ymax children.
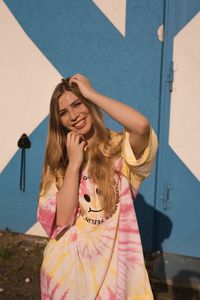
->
<box><xmin>156</xmin><ymin>0</ymin><xmax>200</xmax><ymax>257</ymax></box>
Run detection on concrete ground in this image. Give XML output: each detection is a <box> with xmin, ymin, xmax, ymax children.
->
<box><xmin>0</xmin><ymin>230</ymin><xmax>200</xmax><ymax>299</ymax></box>
<box><xmin>147</xmin><ymin>251</ymin><xmax>200</xmax><ymax>299</ymax></box>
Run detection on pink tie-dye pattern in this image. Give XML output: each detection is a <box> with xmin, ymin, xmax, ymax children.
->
<box><xmin>40</xmin><ymin>270</ymin><xmax>51</xmax><ymax>299</ymax></box>
<box><xmin>116</xmin><ymin>181</ymin><xmax>145</xmax><ymax>299</ymax></box>
<box><xmin>37</xmin><ymin>197</ymin><xmax>57</xmax><ymax>236</ymax></box>
<box><xmin>79</xmin><ymin>176</ymin><xmax>88</xmax><ymax>195</ymax></box>
<box><xmin>41</xmin><ymin>271</ymin><xmax>70</xmax><ymax>300</ymax></box>
<box><xmin>38</xmin><ymin>196</ymin><xmax>79</xmax><ymax>239</ymax></box>
<box><xmin>39</xmin><ymin>157</ymin><xmax>154</xmax><ymax>299</ymax></box>
<box><xmin>39</xmin><ymin>174</ymin><xmax>153</xmax><ymax>299</ymax></box>
<box><xmin>107</xmin><ymin>287</ymin><xmax>117</xmax><ymax>300</ymax></box>
<box><xmin>70</xmin><ymin>231</ymin><xmax>77</xmax><ymax>241</ymax></box>
<box><xmin>60</xmin><ymin>291</ymin><xmax>70</xmax><ymax>300</ymax></box>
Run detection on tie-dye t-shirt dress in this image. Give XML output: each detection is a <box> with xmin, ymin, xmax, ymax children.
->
<box><xmin>38</xmin><ymin>127</ymin><xmax>158</xmax><ymax>300</ymax></box>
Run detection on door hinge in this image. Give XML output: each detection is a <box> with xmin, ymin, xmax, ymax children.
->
<box><xmin>160</xmin><ymin>182</ymin><xmax>173</xmax><ymax>210</ymax></box>
<box><xmin>168</xmin><ymin>61</ymin><xmax>174</xmax><ymax>93</ymax></box>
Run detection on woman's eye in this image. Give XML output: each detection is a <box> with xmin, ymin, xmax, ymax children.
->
<box><xmin>74</xmin><ymin>102</ymin><xmax>81</xmax><ymax>108</ymax></box>
<box><xmin>60</xmin><ymin>110</ymin><xmax>68</xmax><ymax>116</ymax></box>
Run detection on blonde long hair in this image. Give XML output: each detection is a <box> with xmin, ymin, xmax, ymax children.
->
<box><xmin>40</xmin><ymin>78</ymin><xmax>123</xmax><ymax>216</ymax></box>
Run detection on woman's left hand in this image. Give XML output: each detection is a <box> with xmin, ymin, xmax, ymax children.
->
<box><xmin>69</xmin><ymin>73</ymin><xmax>95</xmax><ymax>99</ymax></box>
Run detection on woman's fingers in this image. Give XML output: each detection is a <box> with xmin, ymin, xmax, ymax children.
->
<box><xmin>69</xmin><ymin>74</ymin><xmax>94</xmax><ymax>100</ymax></box>
<box><xmin>69</xmin><ymin>73</ymin><xmax>86</xmax><ymax>85</ymax></box>
<box><xmin>69</xmin><ymin>75</ymin><xmax>79</xmax><ymax>84</ymax></box>
<box><xmin>71</xmin><ymin>73</ymin><xmax>84</xmax><ymax>79</ymax></box>
<box><xmin>66</xmin><ymin>131</ymin><xmax>77</xmax><ymax>147</ymax></box>
<box><xmin>67</xmin><ymin>131</ymin><xmax>85</xmax><ymax>146</ymax></box>
<box><xmin>79</xmin><ymin>139</ymin><xmax>88</xmax><ymax>151</ymax></box>
<box><xmin>66</xmin><ymin>131</ymin><xmax>75</xmax><ymax>145</ymax></box>
<box><xmin>74</xmin><ymin>133</ymin><xmax>85</xmax><ymax>145</ymax></box>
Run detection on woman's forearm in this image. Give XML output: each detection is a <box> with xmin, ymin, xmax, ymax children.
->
<box><xmin>56</xmin><ymin>164</ymin><xmax>80</xmax><ymax>227</ymax></box>
<box><xmin>87</xmin><ymin>91</ymin><xmax>150</xmax><ymax>135</ymax></box>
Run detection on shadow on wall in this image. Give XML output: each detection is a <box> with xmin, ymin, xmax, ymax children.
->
<box><xmin>134</xmin><ymin>193</ymin><xmax>173</xmax><ymax>298</ymax></box>
<box><xmin>134</xmin><ymin>193</ymin><xmax>173</xmax><ymax>252</ymax></box>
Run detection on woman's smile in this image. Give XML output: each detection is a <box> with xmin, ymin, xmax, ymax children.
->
<box><xmin>73</xmin><ymin>118</ymin><xmax>86</xmax><ymax>129</ymax></box>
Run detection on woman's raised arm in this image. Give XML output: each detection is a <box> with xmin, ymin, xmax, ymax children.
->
<box><xmin>69</xmin><ymin>74</ymin><xmax>150</xmax><ymax>159</ymax></box>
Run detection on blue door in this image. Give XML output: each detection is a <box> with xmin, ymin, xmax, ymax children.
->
<box><xmin>156</xmin><ymin>0</ymin><xmax>200</xmax><ymax>257</ymax></box>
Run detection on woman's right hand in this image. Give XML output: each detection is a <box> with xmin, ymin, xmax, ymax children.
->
<box><xmin>66</xmin><ymin>131</ymin><xmax>87</xmax><ymax>170</ymax></box>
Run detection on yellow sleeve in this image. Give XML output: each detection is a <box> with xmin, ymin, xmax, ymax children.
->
<box><xmin>121</xmin><ymin>127</ymin><xmax>158</xmax><ymax>191</ymax></box>
<box><xmin>38</xmin><ymin>178</ymin><xmax>58</xmax><ymax>207</ymax></box>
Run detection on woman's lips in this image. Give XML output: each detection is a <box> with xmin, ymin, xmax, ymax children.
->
<box><xmin>73</xmin><ymin>118</ymin><xmax>86</xmax><ymax>129</ymax></box>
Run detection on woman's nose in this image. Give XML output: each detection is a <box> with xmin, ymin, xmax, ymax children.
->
<box><xmin>69</xmin><ymin>109</ymin><xmax>79</xmax><ymax>121</ymax></box>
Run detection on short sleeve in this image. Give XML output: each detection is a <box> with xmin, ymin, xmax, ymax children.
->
<box><xmin>37</xmin><ymin>179</ymin><xmax>78</xmax><ymax>239</ymax></box>
<box><xmin>121</xmin><ymin>127</ymin><xmax>158</xmax><ymax>192</ymax></box>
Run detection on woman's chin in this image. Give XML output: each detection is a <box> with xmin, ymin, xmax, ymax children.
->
<box><xmin>83</xmin><ymin>127</ymin><xmax>95</xmax><ymax>142</ymax></box>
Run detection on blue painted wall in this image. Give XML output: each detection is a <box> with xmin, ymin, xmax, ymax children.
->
<box><xmin>1</xmin><ymin>0</ymin><xmax>163</xmax><ymax>251</ymax></box>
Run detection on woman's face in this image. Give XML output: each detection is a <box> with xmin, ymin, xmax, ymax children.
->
<box><xmin>58</xmin><ymin>91</ymin><xmax>94</xmax><ymax>140</ymax></box>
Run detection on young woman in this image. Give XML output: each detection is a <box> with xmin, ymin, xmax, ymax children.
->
<box><xmin>38</xmin><ymin>73</ymin><xmax>158</xmax><ymax>300</ymax></box>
